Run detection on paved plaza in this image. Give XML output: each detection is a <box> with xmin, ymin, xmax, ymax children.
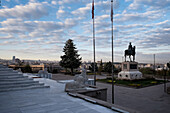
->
<box><xmin>1</xmin><ymin>71</ymin><xmax>169</xmax><ymax>113</ymax></box>
<box><xmin>53</xmin><ymin>74</ymin><xmax>170</xmax><ymax>113</ymax></box>
<box><xmin>0</xmin><ymin>78</ymin><xmax>123</xmax><ymax>113</ymax></box>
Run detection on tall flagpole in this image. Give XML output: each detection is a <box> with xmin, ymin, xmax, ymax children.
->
<box><xmin>111</xmin><ymin>0</ymin><xmax>114</xmax><ymax>104</ymax></box>
<box><xmin>92</xmin><ymin>0</ymin><xmax>96</xmax><ymax>86</ymax></box>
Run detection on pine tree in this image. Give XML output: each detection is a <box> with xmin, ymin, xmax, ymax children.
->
<box><xmin>60</xmin><ymin>39</ymin><xmax>82</xmax><ymax>75</ymax></box>
<box><xmin>22</xmin><ymin>64</ymin><xmax>32</xmax><ymax>73</ymax></box>
<box><xmin>89</xmin><ymin>63</ymin><xmax>98</xmax><ymax>72</ymax></box>
<box><xmin>104</xmin><ymin>61</ymin><xmax>116</xmax><ymax>74</ymax></box>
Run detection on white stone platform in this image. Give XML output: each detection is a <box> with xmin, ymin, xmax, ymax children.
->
<box><xmin>118</xmin><ymin>71</ymin><xmax>142</xmax><ymax>79</ymax></box>
<box><xmin>0</xmin><ymin>76</ymin><xmax>128</xmax><ymax>113</ymax></box>
<box><xmin>58</xmin><ymin>79</ymin><xmax>94</xmax><ymax>85</ymax></box>
<box><xmin>118</xmin><ymin>61</ymin><xmax>143</xmax><ymax>80</ymax></box>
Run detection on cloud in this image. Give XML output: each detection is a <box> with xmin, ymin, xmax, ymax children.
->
<box><xmin>128</xmin><ymin>0</ymin><xmax>170</xmax><ymax>10</ymax></box>
<box><xmin>51</xmin><ymin>1</ymin><xmax>57</xmax><ymax>5</ymax></box>
<box><xmin>0</xmin><ymin>18</ymin><xmax>65</xmax><ymax>36</ymax></box>
<box><xmin>0</xmin><ymin>34</ymin><xmax>14</xmax><ymax>40</ymax></box>
<box><xmin>136</xmin><ymin>52</ymin><xmax>170</xmax><ymax>63</ymax></box>
<box><xmin>0</xmin><ymin>2</ymin><xmax>48</xmax><ymax>19</ymax></box>
<box><xmin>58</xmin><ymin>0</ymin><xmax>90</xmax><ymax>5</ymax></box>
<box><xmin>64</xmin><ymin>18</ymin><xmax>78</xmax><ymax>28</ymax></box>
<box><xmin>0</xmin><ymin>0</ymin><xmax>169</xmax><ymax>63</ymax></box>
<box><xmin>71</xmin><ymin>3</ymin><xmax>91</xmax><ymax>17</ymax></box>
<box><xmin>56</xmin><ymin>6</ymin><xmax>72</xmax><ymax>19</ymax></box>
<box><xmin>115</xmin><ymin>10</ymin><xmax>162</xmax><ymax>23</ymax></box>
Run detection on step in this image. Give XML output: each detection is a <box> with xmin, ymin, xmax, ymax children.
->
<box><xmin>0</xmin><ymin>71</ymin><xmax>18</xmax><ymax>73</ymax></box>
<box><xmin>0</xmin><ymin>69</ymin><xmax>13</xmax><ymax>71</ymax></box>
<box><xmin>0</xmin><ymin>75</ymin><xmax>28</xmax><ymax>79</ymax></box>
<box><xmin>0</xmin><ymin>74</ymin><xmax>23</xmax><ymax>77</ymax></box>
<box><xmin>0</xmin><ymin>80</ymin><xmax>39</xmax><ymax>85</ymax></box>
<box><xmin>0</xmin><ymin>66</ymin><xmax>8</xmax><ymax>69</ymax></box>
<box><xmin>0</xmin><ymin>85</ymin><xmax>50</xmax><ymax>92</ymax></box>
<box><xmin>0</xmin><ymin>83</ymin><xmax>45</xmax><ymax>89</ymax></box>
<box><xmin>0</xmin><ymin>73</ymin><xmax>22</xmax><ymax>75</ymax></box>
<box><xmin>0</xmin><ymin>77</ymin><xmax>33</xmax><ymax>81</ymax></box>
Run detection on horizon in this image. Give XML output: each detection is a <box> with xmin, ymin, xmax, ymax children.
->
<box><xmin>0</xmin><ymin>57</ymin><xmax>168</xmax><ymax>65</ymax></box>
<box><xmin>0</xmin><ymin>0</ymin><xmax>170</xmax><ymax>64</ymax></box>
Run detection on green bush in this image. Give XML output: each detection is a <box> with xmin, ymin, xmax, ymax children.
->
<box><xmin>139</xmin><ymin>68</ymin><xmax>154</xmax><ymax>75</ymax></box>
<box><xmin>22</xmin><ymin>64</ymin><xmax>32</xmax><ymax>73</ymax></box>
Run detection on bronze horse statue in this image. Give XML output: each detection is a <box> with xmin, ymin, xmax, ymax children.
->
<box><xmin>124</xmin><ymin>42</ymin><xmax>136</xmax><ymax>62</ymax></box>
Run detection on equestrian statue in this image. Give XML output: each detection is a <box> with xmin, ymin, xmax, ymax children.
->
<box><xmin>124</xmin><ymin>42</ymin><xmax>136</xmax><ymax>62</ymax></box>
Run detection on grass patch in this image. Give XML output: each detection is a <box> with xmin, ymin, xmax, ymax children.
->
<box><xmin>97</xmin><ymin>78</ymin><xmax>167</xmax><ymax>88</ymax></box>
<box><xmin>87</xmin><ymin>72</ymin><xmax>100</xmax><ymax>75</ymax></box>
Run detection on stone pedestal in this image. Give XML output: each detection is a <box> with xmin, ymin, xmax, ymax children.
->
<box><xmin>118</xmin><ymin>62</ymin><xmax>142</xmax><ymax>80</ymax></box>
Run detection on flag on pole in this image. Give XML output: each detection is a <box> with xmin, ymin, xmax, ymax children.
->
<box><xmin>92</xmin><ymin>0</ymin><xmax>94</xmax><ymax>19</ymax></box>
<box><xmin>111</xmin><ymin>0</ymin><xmax>113</xmax><ymax>22</ymax></box>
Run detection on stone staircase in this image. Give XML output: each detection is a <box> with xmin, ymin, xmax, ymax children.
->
<box><xmin>0</xmin><ymin>64</ymin><xmax>49</xmax><ymax>92</ymax></box>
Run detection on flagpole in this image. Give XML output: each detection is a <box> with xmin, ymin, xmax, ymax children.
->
<box><xmin>92</xmin><ymin>0</ymin><xmax>96</xmax><ymax>86</ymax></box>
<box><xmin>111</xmin><ymin>0</ymin><xmax>114</xmax><ymax>104</ymax></box>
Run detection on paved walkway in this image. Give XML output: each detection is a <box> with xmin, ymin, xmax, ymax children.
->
<box><xmin>52</xmin><ymin>74</ymin><xmax>170</xmax><ymax>113</ymax></box>
<box><xmin>0</xmin><ymin>78</ymin><xmax>119</xmax><ymax>113</ymax></box>
<box><xmin>52</xmin><ymin>74</ymin><xmax>106</xmax><ymax>81</ymax></box>
<box><xmin>98</xmin><ymin>82</ymin><xmax>170</xmax><ymax>113</ymax></box>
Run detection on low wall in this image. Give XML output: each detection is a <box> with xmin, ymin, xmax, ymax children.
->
<box><xmin>78</xmin><ymin>87</ymin><xmax>107</xmax><ymax>101</ymax></box>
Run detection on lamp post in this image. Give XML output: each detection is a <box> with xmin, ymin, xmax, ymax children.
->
<box><xmin>153</xmin><ymin>54</ymin><xmax>155</xmax><ymax>76</ymax></box>
<box><xmin>163</xmin><ymin>66</ymin><xmax>167</xmax><ymax>93</ymax></box>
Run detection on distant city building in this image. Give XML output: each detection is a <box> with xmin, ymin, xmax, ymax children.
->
<box><xmin>12</xmin><ymin>56</ymin><xmax>15</xmax><ymax>63</ymax></box>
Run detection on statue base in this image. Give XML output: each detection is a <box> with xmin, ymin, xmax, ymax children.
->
<box><xmin>118</xmin><ymin>62</ymin><xmax>143</xmax><ymax>80</ymax></box>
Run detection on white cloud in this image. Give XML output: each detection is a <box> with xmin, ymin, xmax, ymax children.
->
<box><xmin>0</xmin><ymin>34</ymin><xmax>14</xmax><ymax>40</ymax></box>
<box><xmin>58</xmin><ymin>0</ymin><xmax>89</xmax><ymax>5</ymax></box>
<box><xmin>115</xmin><ymin>10</ymin><xmax>162</xmax><ymax>23</ymax></box>
<box><xmin>51</xmin><ymin>1</ymin><xmax>57</xmax><ymax>5</ymax></box>
<box><xmin>128</xmin><ymin>0</ymin><xmax>170</xmax><ymax>10</ymax></box>
<box><xmin>0</xmin><ymin>2</ymin><xmax>48</xmax><ymax>19</ymax></box>
<box><xmin>64</xmin><ymin>18</ymin><xmax>78</xmax><ymax>28</ymax></box>
<box><xmin>128</xmin><ymin>1</ymin><xmax>142</xmax><ymax>10</ymax></box>
<box><xmin>56</xmin><ymin>7</ymin><xmax>66</xmax><ymax>18</ymax></box>
<box><xmin>0</xmin><ymin>18</ymin><xmax>64</xmax><ymax>35</ymax></box>
<box><xmin>71</xmin><ymin>3</ymin><xmax>91</xmax><ymax>16</ymax></box>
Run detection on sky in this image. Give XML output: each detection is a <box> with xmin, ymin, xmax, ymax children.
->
<box><xmin>0</xmin><ymin>0</ymin><xmax>170</xmax><ymax>63</ymax></box>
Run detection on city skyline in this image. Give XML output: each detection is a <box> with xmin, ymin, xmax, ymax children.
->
<box><xmin>0</xmin><ymin>0</ymin><xmax>170</xmax><ymax>63</ymax></box>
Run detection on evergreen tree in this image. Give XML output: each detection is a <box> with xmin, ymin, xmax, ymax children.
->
<box><xmin>89</xmin><ymin>63</ymin><xmax>98</xmax><ymax>72</ymax></box>
<box><xmin>60</xmin><ymin>39</ymin><xmax>82</xmax><ymax>75</ymax></box>
<box><xmin>22</xmin><ymin>64</ymin><xmax>32</xmax><ymax>73</ymax></box>
<box><xmin>104</xmin><ymin>61</ymin><xmax>116</xmax><ymax>74</ymax></box>
<box><xmin>167</xmin><ymin>63</ymin><xmax>170</xmax><ymax>68</ymax></box>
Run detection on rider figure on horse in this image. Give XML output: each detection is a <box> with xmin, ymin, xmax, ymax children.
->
<box><xmin>128</xmin><ymin>42</ymin><xmax>132</xmax><ymax>51</ymax></box>
<box><xmin>125</xmin><ymin>42</ymin><xmax>136</xmax><ymax>62</ymax></box>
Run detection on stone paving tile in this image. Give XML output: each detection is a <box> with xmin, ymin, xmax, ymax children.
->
<box><xmin>39</xmin><ymin>101</ymin><xmax>57</xmax><ymax>107</ymax></box>
<box><xmin>17</xmin><ymin>101</ymin><xmax>37</xmax><ymax>107</ymax></box>
<box><xmin>49</xmin><ymin>109</ymin><xmax>74</xmax><ymax>113</ymax></box>
<box><xmin>97</xmin><ymin>82</ymin><xmax>170</xmax><ymax>113</ymax></box>
<box><xmin>67</xmin><ymin>105</ymin><xmax>90</xmax><ymax>113</ymax></box>
<box><xmin>42</xmin><ymin>103</ymin><xmax>67</xmax><ymax>112</ymax></box>
<box><xmin>77</xmin><ymin>108</ymin><xmax>101</xmax><ymax>113</ymax></box>
<box><xmin>0</xmin><ymin>78</ymin><xmax>121</xmax><ymax>113</ymax></box>
<box><xmin>21</xmin><ymin>108</ymin><xmax>46</xmax><ymax>113</ymax></box>
<box><xmin>0</xmin><ymin>107</ymin><xmax>22</xmax><ymax>113</ymax></box>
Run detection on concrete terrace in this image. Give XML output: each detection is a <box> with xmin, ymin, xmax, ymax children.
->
<box><xmin>52</xmin><ymin>74</ymin><xmax>170</xmax><ymax>113</ymax></box>
<box><xmin>0</xmin><ymin>78</ymin><xmax>124</xmax><ymax>113</ymax></box>
<box><xmin>0</xmin><ymin>65</ymin><xmax>127</xmax><ymax>113</ymax></box>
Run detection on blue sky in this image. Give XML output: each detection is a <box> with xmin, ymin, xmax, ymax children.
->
<box><xmin>0</xmin><ymin>0</ymin><xmax>170</xmax><ymax>63</ymax></box>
